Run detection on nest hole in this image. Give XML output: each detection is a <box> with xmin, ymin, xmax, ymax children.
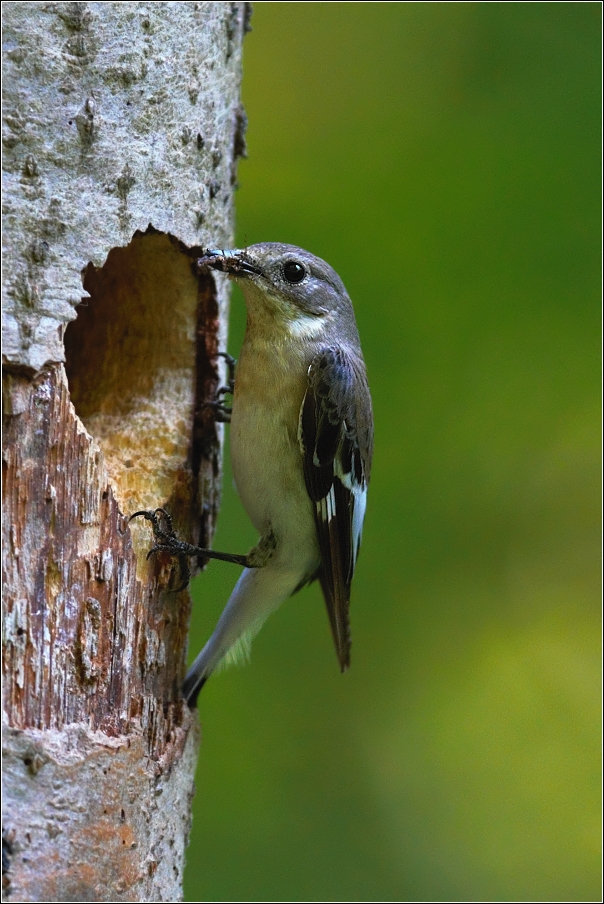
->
<box><xmin>64</xmin><ymin>229</ymin><xmax>220</xmax><ymax>520</ymax></box>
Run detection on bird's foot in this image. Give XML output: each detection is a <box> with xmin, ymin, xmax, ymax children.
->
<box><xmin>129</xmin><ymin>507</ymin><xmax>257</xmax><ymax>591</ymax></box>
<box><xmin>202</xmin><ymin>352</ymin><xmax>236</xmax><ymax>422</ymax></box>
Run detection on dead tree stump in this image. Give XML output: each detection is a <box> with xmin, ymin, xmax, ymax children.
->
<box><xmin>2</xmin><ymin>3</ymin><xmax>250</xmax><ymax>900</ymax></box>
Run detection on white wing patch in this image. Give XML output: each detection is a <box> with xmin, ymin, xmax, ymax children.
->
<box><xmin>351</xmin><ymin>485</ymin><xmax>367</xmax><ymax>564</ymax></box>
<box><xmin>334</xmin><ymin>453</ymin><xmax>367</xmax><ymax>566</ymax></box>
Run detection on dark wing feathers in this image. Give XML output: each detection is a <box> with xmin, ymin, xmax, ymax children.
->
<box><xmin>299</xmin><ymin>347</ymin><xmax>372</xmax><ymax>671</ymax></box>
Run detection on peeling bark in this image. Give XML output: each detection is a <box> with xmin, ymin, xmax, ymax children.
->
<box><xmin>2</xmin><ymin>2</ymin><xmax>249</xmax><ymax>900</ymax></box>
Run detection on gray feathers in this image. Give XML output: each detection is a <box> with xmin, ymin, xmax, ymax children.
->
<box><xmin>299</xmin><ymin>347</ymin><xmax>372</xmax><ymax>670</ymax></box>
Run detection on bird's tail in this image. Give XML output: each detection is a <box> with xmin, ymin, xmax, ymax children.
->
<box><xmin>183</xmin><ymin>562</ymin><xmax>303</xmax><ymax>707</ymax></box>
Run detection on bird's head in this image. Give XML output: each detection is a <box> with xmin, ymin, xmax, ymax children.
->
<box><xmin>198</xmin><ymin>243</ymin><xmax>358</xmax><ymax>341</ymax></box>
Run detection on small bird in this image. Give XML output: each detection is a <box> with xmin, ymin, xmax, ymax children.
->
<box><xmin>136</xmin><ymin>243</ymin><xmax>373</xmax><ymax>706</ymax></box>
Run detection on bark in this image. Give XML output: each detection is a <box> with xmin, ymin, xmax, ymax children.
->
<box><xmin>2</xmin><ymin>3</ymin><xmax>250</xmax><ymax>901</ymax></box>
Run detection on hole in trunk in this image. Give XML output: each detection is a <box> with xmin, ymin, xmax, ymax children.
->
<box><xmin>64</xmin><ymin>227</ymin><xmax>222</xmax><ymax>546</ymax></box>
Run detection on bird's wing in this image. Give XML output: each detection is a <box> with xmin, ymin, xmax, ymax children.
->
<box><xmin>299</xmin><ymin>347</ymin><xmax>373</xmax><ymax>670</ymax></box>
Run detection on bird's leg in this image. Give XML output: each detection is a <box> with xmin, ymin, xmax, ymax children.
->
<box><xmin>129</xmin><ymin>507</ymin><xmax>260</xmax><ymax>592</ymax></box>
<box><xmin>203</xmin><ymin>351</ymin><xmax>236</xmax><ymax>423</ymax></box>
<box><xmin>245</xmin><ymin>527</ymin><xmax>277</xmax><ymax>567</ymax></box>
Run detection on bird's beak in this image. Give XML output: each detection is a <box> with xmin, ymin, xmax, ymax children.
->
<box><xmin>197</xmin><ymin>248</ymin><xmax>261</xmax><ymax>278</ymax></box>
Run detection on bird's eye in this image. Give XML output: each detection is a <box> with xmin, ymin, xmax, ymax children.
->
<box><xmin>282</xmin><ymin>260</ymin><xmax>306</xmax><ymax>284</ymax></box>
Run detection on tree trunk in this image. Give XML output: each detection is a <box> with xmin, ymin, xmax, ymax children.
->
<box><xmin>2</xmin><ymin>3</ymin><xmax>249</xmax><ymax>900</ymax></box>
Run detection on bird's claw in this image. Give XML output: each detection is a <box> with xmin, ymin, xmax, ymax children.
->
<box><xmin>129</xmin><ymin>508</ymin><xmax>192</xmax><ymax>589</ymax></box>
<box><xmin>201</xmin><ymin>352</ymin><xmax>236</xmax><ymax>422</ymax></box>
<box><xmin>129</xmin><ymin>507</ymin><xmax>257</xmax><ymax>591</ymax></box>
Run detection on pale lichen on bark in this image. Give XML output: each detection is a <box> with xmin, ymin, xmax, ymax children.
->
<box><xmin>2</xmin><ymin>2</ymin><xmax>250</xmax><ymax>900</ymax></box>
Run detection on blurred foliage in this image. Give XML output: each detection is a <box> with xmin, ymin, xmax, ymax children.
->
<box><xmin>184</xmin><ymin>4</ymin><xmax>600</xmax><ymax>901</ymax></box>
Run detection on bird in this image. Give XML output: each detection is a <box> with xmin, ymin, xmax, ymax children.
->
<box><xmin>134</xmin><ymin>243</ymin><xmax>373</xmax><ymax>706</ymax></box>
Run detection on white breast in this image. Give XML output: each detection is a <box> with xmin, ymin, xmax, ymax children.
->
<box><xmin>230</xmin><ymin>332</ymin><xmax>319</xmax><ymax>571</ymax></box>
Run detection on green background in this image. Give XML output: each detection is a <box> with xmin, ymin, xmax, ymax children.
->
<box><xmin>184</xmin><ymin>4</ymin><xmax>601</xmax><ymax>901</ymax></box>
